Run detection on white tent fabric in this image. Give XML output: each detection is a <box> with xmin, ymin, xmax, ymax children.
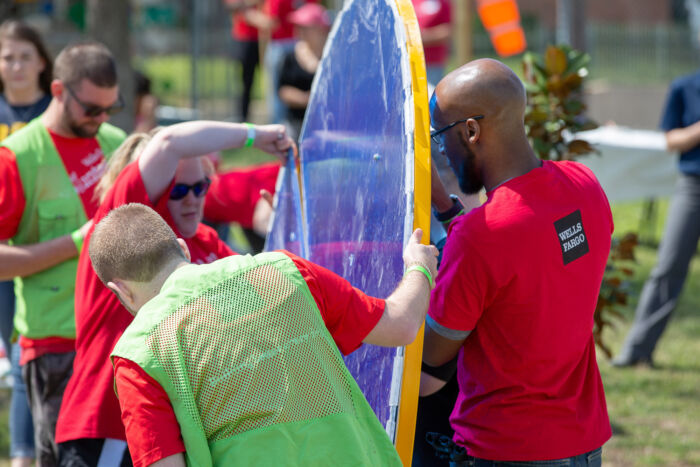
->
<box><xmin>576</xmin><ymin>126</ymin><xmax>678</xmax><ymax>202</ymax></box>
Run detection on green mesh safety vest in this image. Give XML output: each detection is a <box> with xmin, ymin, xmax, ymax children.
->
<box><xmin>112</xmin><ymin>252</ymin><xmax>401</xmax><ymax>466</ymax></box>
<box><xmin>3</xmin><ymin>117</ymin><xmax>125</xmax><ymax>339</ymax></box>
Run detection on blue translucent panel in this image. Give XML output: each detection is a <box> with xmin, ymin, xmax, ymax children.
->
<box><xmin>264</xmin><ymin>0</ymin><xmax>414</xmax><ymax>437</ymax></box>
<box><xmin>299</xmin><ymin>0</ymin><xmax>413</xmax><ymax>435</ymax></box>
<box><xmin>264</xmin><ymin>155</ymin><xmax>305</xmax><ymax>257</ymax></box>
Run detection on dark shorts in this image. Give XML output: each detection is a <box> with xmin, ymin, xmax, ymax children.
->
<box><xmin>22</xmin><ymin>350</ymin><xmax>75</xmax><ymax>466</ymax></box>
<box><xmin>58</xmin><ymin>438</ymin><xmax>133</xmax><ymax>467</ymax></box>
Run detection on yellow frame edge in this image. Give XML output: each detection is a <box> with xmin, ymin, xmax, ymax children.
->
<box><xmin>394</xmin><ymin>0</ymin><xmax>432</xmax><ymax>464</ymax></box>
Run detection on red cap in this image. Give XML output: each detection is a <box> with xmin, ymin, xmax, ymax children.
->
<box><xmin>288</xmin><ymin>4</ymin><xmax>331</xmax><ymax>28</ymax></box>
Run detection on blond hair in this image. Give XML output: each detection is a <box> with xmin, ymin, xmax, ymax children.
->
<box><xmin>89</xmin><ymin>203</ymin><xmax>186</xmax><ymax>284</ymax></box>
<box><xmin>94</xmin><ymin>128</ymin><xmax>159</xmax><ymax>203</ymax></box>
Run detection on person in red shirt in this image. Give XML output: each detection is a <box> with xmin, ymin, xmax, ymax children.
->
<box><xmin>87</xmin><ymin>202</ymin><xmax>436</xmax><ymax>467</ymax></box>
<box><xmin>56</xmin><ymin>120</ymin><xmax>292</xmax><ymax>466</ymax></box>
<box><xmin>245</xmin><ymin>0</ymin><xmax>319</xmax><ymax>123</ymax></box>
<box><xmin>0</xmin><ymin>19</ymin><xmax>54</xmax><ymax>467</ymax></box>
<box><xmin>204</xmin><ymin>161</ymin><xmax>280</xmax><ymax>250</ymax></box>
<box><xmin>412</xmin><ymin>0</ymin><xmax>451</xmax><ymax>87</ymax></box>
<box><xmin>0</xmin><ymin>42</ymin><xmax>126</xmax><ymax>466</ymax></box>
<box><xmin>224</xmin><ymin>0</ymin><xmax>261</xmax><ymax>121</ymax></box>
<box><xmin>422</xmin><ymin>59</ymin><xmax>612</xmax><ymax>465</ymax></box>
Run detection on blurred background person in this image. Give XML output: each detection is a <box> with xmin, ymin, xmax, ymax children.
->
<box><xmin>412</xmin><ymin>0</ymin><xmax>451</xmax><ymax>87</ymax></box>
<box><xmin>0</xmin><ymin>19</ymin><xmax>53</xmax><ymax>467</ymax></box>
<box><xmin>277</xmin><ymin>2</ymin><xmax>330</xmax><ymax>139</ymax></box>
<box><xmin>224</xmin><ymin>0</ymin><xmax>261</xmax><ymax>121</ymax></box>
<box><xmin>133</xmin><ymin>70</ymin><xmax>158</xmax><ymax>133</ymax></box>
<box><xmin>613</xmin><ymin>66</ymin><xmax>700</xmax><ymax>368</ymax></box>
<box><xmin>244</xmin><ymin>0</ymin><xmax>318</xmax><ymax>124</ymax></box>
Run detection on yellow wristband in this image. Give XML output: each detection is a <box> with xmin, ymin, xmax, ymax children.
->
<box><xmin>244</xmin><ymin>122</ymin><xmax>255</xmax><ymax>147</ymax></box>
<box><xmin>71</xmin><ymin>229</ymin><xmax>83</xmax><ymax>254</ymax></box>
<box><xmin>405</xmin><ymin>264</ymin><xmax>433</xmax><ymax>288</ymax></box>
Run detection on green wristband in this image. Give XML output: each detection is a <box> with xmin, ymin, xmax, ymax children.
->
<box><xmin>244</xmin><ymin>122</ymin><xmax>255</xmax><ymax>148</ymax></box>
<box><xmin>71</xmin><ymin>229</ymin><xmax>84</xmax><ymax>254</ymax></box>
<box><xmin>405</xmin><ymin>264</ymin><xmax>433</xmax><ymax>288</ymax></box>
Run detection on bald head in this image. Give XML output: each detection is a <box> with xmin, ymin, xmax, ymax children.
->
<box><xmin>430</xmin><ymin>59</ymin><xmax>540</xmax><ymax>193</ymax></box>
<box><xmin>433</xmin><ymin>59</ymin><xmax>526</xmax><ymax>130</ymax></box>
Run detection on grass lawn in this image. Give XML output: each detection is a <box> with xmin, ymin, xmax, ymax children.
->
<box><xmin>599</xmin><ymin>200</ymin><xmax>700</xmax><ymax>466</ymax></box>
<box><xmin>0</xmin><ymin>199</ymin><xmax>697</xmax><ymax>466</ymax></box>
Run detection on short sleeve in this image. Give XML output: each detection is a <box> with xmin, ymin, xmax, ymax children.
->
<box><xmin>114</xmin><ymin>357</ymin><xmax>185</xmax><ymax>467</ymax></box>
<box><xmin>660</xmin><ymin>80</ymin><xmax>684</xmax><ymax>131</ymax></box>
<box><xmin>282</xmin><ymin>251</ymin><xmax>385</xmax><ymax>355</ymax></box>
<box><xmin>96</xmin><ymin>162</ymin><xmax>154</xmax><ymax>222</ymax></box>
<box><xmin>0</xmin><ymin>147</ymin><xmax>26</xmax><ymax>240</ymax></box>
<box><xmin>428</xmin><ymin>218</ymin><xmax>488</xmax><ymax>333</ymax></box>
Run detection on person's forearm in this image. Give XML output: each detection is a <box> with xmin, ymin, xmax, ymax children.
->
<box><xmin>365</xmin><ymin>271</ymin><xmax>430</xmax><ymax>347</ymax></box>
<box><xmin>666</xmin><ymin>121</ymin><xmax>700</xmax><ymax>153</ymax></box>
<box><xmin>279</xmin><ymin>86</ymin><xmax>310</xmax><ymax>109</ymax></box>
<box><xmin>149</xmin><ymin>453</ymin><xmax>186</xmax><ymax>467</ymax></box>
<box><xmin>0</xmin><ymin>236</ymin><xmax>77</xmax><ymax>280</ymax></box>
<box><xmin>421</xmin><ymin>24</ymin><xmax>451</xmax><ymax>46</ymax></box>
<box><xmin>138</xmin><ymin>121</ymin><xmax>249</xmax><ymax>202</ymax></box>
<box><xmin>224</xmin><ymin>0</ymin><xmax>260</xmax><ymax>13</ymax></box>
<box><xmin>243</xmin><ymin>9</ymin><xmax>277</xmax><ymax>31</ymax></box>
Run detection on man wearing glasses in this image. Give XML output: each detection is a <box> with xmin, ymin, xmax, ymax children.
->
<box><xmin>0</xmin><ymin>42</ymin><xmax>125</xmax><ymax>466</ymax></box>
<box><xmin>421</xmin><ymin>59</ymin><xmax>613</xmax><ymax>465</ymax></box>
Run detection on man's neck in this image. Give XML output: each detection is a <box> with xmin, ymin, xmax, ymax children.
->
<box><xmin>484</xmin><ymin>137</ymin><xmax>541</xmax><ymax>192</ymax></box>
<box><xmin>41</xmin><ymin>100</ymin><xmax>75</xmax><ymax>137</ymax></box>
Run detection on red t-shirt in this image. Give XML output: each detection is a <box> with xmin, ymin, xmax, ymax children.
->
<box><xmin>0</xmin><ymin>130</ymin><xmax>107</xmax><ymax>364</ymax></box>
<box><xmin>268</xmin><ymin>0</ymin><xmax>319</xmax><ymax>40</ymax></box>
<box><xmin>224</xmin><ymin>0</ymin><xmax>259</xmax><ymax>41</ymax></box>
<box><xmin>428</xmin><ymin>160</ymin><xmax>613</xmax><ymax>461</ymax></box>
<box><xmin>113</xmin><ymin>250</ymin><xmax>385</xmax><ymax>467</ymax></box>
<box><xmin>412</xmin><ymin>0</ymin><xmax>451</xmax><ymax>65</ymax></box>
<box><xmin>204</xmin><ymin>162</ymin><xmax>280</xmax><ymax>228</ymax></box>
<box><xmin>56</xmin><ymin>162</ymin><xmax>234</xmax><ymax>444</ymax></box>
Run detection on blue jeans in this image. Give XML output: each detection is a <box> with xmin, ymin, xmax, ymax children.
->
<box><xmin>264</xmin><ymin>39</ymin><xmax>296</xmax><ymax>123</ymax></box>
<box><xmin>1</xmin><ymin>280</ymin><xmax>35</xmax><ymax>459</ymax></box>
<box><xmin>0</xmin><ymin>280</ymin><xmax>14</xmax><ymax>359</ymax></box>
<box><xmin>455</xmin><ymin>448</ymin><xmax>603</xmax><ymax>467</ymax></box>
<box><xmin>10</xmin><ymin>342</ymin><xmax>35</xmax><ymax>459</ymax></box>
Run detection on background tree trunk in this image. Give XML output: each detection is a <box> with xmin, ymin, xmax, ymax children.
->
<box><xmin>86</xmin><ymin>0</ymin><xmax>134</xmax><ymax>132</ymax></box>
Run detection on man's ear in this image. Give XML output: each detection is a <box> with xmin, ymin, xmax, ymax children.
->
<box><xmin>107</xmin><ymin>280</ymin><xmax>133</xmax><ymax>306</ymax></box>
<box><xmin>50</xmin><ymin>79</ymin><xmax>64</xmax><ymax>100</ymax></box>
<box><xmin>466</xmin><ymin>119</ymin><xmax>481</xmax><ymax>144</ymax></box>
<box><xmin>177</xmin><ymin>238</ymin><xmax>191</xmax><ymax>262</ymax></box>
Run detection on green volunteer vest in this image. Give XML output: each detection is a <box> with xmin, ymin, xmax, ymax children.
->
<box><xmin>112</xmin><ymin>252</ymin><xmax>401</xmax><ymax>467</ymax></box>
<box><xmin>3</xmin><ymin>117</ymin><xmax>125</xmax><ymax>339</ymax></box>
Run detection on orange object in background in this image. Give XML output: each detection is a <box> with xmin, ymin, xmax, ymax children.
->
<box><xmin>476</xmin><ymin>0</ymin><xmax>527</xmax><ymax>56</ymax></box>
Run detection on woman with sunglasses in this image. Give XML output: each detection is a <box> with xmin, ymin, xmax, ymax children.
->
<box><xmin>56</xmin><ymin>120</ymin><xmax>292</xmax><ymax>466</ymax></box>
<box><xmin>0</xmin><ymin>20</ymin><xmax>53</xmax><ymax>467</ymax></box>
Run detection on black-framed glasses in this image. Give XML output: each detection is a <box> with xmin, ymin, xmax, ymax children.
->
<box><xmin>430</xmin><ymin>115</ymin><xmax>484</xmax><ymax>144</ymax></box>
<box><xmin>169</xmin><ymin>177</ymin><xmax>212</xmax><ymax>201</ymax></box>
<box><xmin>65</xmin><ymin>85</ymin><xmax>125</xmax><ymax>118</ymax></box>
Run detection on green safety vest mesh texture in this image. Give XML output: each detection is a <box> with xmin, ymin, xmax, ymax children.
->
<box><xmin>112</xmin><ymin>252</ymin><xmax>401</xmax><ymax>466</ymax></box>
<box><xmin>3</xmin><ymin>117</ymin><xmax>125</xmax><ymax>339</ymax></box>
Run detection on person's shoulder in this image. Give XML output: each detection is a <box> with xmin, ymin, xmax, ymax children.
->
<box><xmin>552</xmin><ymin>159</ymin><xmax>594</xmax><ymax>177</ymax></box>
<box><xmin>669</xmin><ymin>70</ymin><xmax>700</xmax><ymax>92</ymax></box>
<box><xmin>98</xmin><ymin>122</ymin><xmax>128</xmax><ymax>141</ymax></box>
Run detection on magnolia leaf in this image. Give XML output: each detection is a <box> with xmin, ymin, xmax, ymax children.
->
<box><xmin>564</xmin><ymin>51</ymin><xmax>591</xmax><ymax>75</ymax></box>
<box><xmin>562</xmin><ymin>73</ymin><xmax>583</xmax><ymax>92</ymax></box>
<box><xmin>566</xmin><ymin>139</ymin><xmax>596</xmax><ymax>156</ymax></box>
<box><xmin>545</xmin><ymin>46</ymin><xmax>568</xmax><ymax>75</ymax></box>
<box><xmin>564</xmin><ymin>99</ymin><xmax>584</xmax><ymax>113</ymax></box>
